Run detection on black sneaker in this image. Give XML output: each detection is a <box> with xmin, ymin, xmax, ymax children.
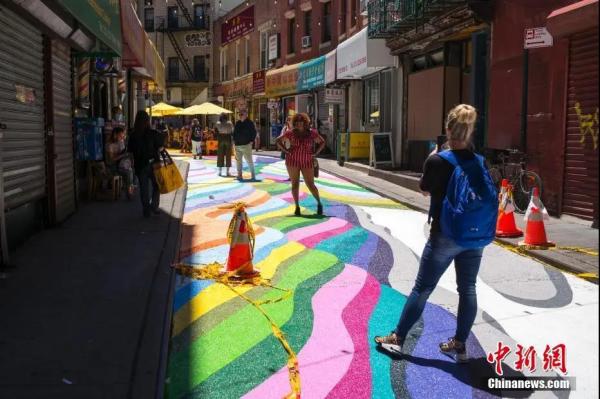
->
<box><xmin>317</xmin><ymin>203</ymin><xmax>323</xmax><ymax>215</ymax></box>
<box><xmin>143</xmin><ymin>210</ymin><xmax>151</xmax><ymax>218</ymax></box>
<box><xmin>294</xmin><ymin>206</ymin><xmax>301</xmax><ymax>216</ymax></box>
<box><xmin>439</xmin><ymin>337</ymin><xmax>468</xmax><ymax>363</ymax></box>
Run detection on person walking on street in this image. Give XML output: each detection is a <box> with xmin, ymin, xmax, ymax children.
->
<box><xmin>374</xmin><ymin>104</ymin><xmax>497</xmax><ymax>363</ymax></box>
<box><xmin>191</xmin><ymin>118</ymin><xmax>203</xmax><ymax>160</ymax></box>
<box><xmin>128</xmin><ymin>110</ymin><xmax>165</xmax><ymax>218</ymax></box>
<box><xmin>276</xmin><ymin>113</ymin><xmax>325</xmax><ymax>216</ymax></box>
<box><xmin>233</xmin><ymin>109</ymin><xmax>257</xmax><ymax>181</ymax></box>
<box><xmin>215</xmin><ymin>113</ymin><xmax>234</xmax><ymax>177</ymax></box>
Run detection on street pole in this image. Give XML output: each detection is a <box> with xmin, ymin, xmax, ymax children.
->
<box><xmin>520</xmin><ymin>48</ymin><xmax>529</xmax><ymax>152</ymax></box>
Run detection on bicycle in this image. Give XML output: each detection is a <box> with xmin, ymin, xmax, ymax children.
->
<box><xmin>487</xmin><ymin>149</ymin><xmax>543</xmax><ymax>213</ymax></box>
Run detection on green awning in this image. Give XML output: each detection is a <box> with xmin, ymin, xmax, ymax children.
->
<box><xmin>58</xmin><ymin>0</ymin><xmax>122</xmax><ymax>56</ymax></box>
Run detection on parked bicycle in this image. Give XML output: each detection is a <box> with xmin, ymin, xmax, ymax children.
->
<box><xmin>487</xmin><ymin>149</ymin><xmax>543</xmax><ymax>213</ymax></box>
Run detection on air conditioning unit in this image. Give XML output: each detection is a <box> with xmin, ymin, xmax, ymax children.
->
<box><xmin>301</xmin><ymin>36</ymin><xmax>311</xmax><ymax>48</ymax></box>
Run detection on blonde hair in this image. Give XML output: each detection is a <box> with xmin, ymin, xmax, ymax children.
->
<box><xmin>446</xmin><ymin>104</ymin><xmax>477</xmax><ymax>143</ymax></box>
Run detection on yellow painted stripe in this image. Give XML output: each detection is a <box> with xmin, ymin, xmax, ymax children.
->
<box><xmin>172</xmin><ymin>241</ymin><xmax>305</xmax><ymax>335</ymax></box>
<box><xmin>301</xmin><ymin>187</ymin><xmax>398</xmax><ymax>206</ymax></box>
<box><xmin>252</xmin><ymin>204</ymin><xmax>298</xmax><ymax>222</ymax></box>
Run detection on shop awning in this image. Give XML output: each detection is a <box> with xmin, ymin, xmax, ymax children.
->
<box><xmin>325</xmin><ymin>49</ymin><xmax>336</xmax><ymax>84</ymax></box>
<box><xmin>265</xmin><ymin>63</ymin><xmax>300</xmax><ymax>97</ymax></box>
<box><xmin>298</xmin><ymin>56</ymin><xmax>326</xmax><ymax>92</ymax></box>
<box><xmin>547</xmin><ymin>0</ymin><xmax>598</xmax><ymax>38</ymax></box>
<box><xmin>120</xmin><ymin>1</ymin><xmax>165</xmax><ymax>91</ymax></box>
<box><xmin>58</xmin><ymin>0</ymin><xmax>122</xmax><ymax>55</ymax></box>
<box><xmin>336</xmin><ymin>27</ymin><xmax>394</xmax><ymax>79</ymax></box>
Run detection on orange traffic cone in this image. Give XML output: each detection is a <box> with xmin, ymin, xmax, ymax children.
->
<box><xmin>225</xmin><ymin>203</ymin><xmax>259</xmax><ymax>277</ymax></box>
<box><xmin>496</xmin><ymin>184</ymin><xmax>523</xmax><ymax>238</ymax></box>
<box><xmin>519</xmin><ymin>187</ymin><xmax>555</xmax><ymax>248</ymax></box>
<box><xmin>498</xmin><ymin>179</ymin><xmax>508</xmax><ymax>201</ymax></box>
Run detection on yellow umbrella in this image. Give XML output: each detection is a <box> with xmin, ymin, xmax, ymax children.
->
<box><xmin>175</xmin><ymin>102</ymin><xmax>232</xmax><ymax>116</ymax></box>
<box><xmin>146</xmin><ymin>102</ymin><xmax>182</xmax><ymax>116</ymax></box>
<box><xmin>370</xmin><ymin>110</ymin><xmax>380</xmax><ymax>118</ymax></box>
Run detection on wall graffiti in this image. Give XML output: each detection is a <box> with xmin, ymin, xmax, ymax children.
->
<box><xmin>574</xmin><ymin>102</ymin><xmax>599</xmax><ymax>150</ymax></box>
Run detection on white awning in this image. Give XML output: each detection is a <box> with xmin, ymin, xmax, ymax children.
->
<box><xmin>325</xmin><ymin>49</ymin><xmax>336</xmax><ymax>84</ymax></box>
<box><xmin>336</xmin><ymin>27</ymin><xmax>394</xmax><ymax>79</ymax></box>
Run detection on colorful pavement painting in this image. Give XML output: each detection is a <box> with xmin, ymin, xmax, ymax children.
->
<box><xmin>166</xmin><ymin>156</ymin><xmax>598</xmax><ymax>399</ymax></box>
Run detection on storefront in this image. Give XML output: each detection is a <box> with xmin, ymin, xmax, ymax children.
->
<box><xmin>336</xmin><ymin>27</ymin><xmax>394</xmax><ymax>154</ymax></box>
<box><xmin>0</xmin><ymin>0</ymin><xmax>125</xmax><ymax>258</ymax></box>
<box><xmin>547</xmin><ymin>0</ymin><xmax>599</xmax><ymax>225</ymax></box>
<box><xmin>265</xmin><ymin>63</ymin><xmax>300</xmax><ymax>144</ymax></box>
<box><xmin>252</xmin><ymin>70</ymin><xmax>268</xmax><ymax>149</ymax></box>
<box><xmin>225</xmin><ymin>74</ymin><xmax>254</xmax><ymax>120</ymax></box>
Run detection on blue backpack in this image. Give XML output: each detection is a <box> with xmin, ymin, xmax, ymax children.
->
<box><xmin>437</xmin><ymin>150</ymin><xmax>498</xmax><ymax>249</ymax></box>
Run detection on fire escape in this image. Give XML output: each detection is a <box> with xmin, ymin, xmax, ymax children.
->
<box><xmin>367</xmin><ymin>0</ymin><xmax>468</xmax><ymax>39</ymax></box>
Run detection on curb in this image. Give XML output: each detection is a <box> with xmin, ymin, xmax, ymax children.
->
<box><xmin>257</xmin><ymin>154</ymin><xmax>597</xmax><ymax>284</ymax></box>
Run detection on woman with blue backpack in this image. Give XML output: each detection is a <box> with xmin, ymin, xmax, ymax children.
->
<box><xmin>375</xmin><ymin>104</ymin><xmax>498</xmax><ymax>363</ymax></box>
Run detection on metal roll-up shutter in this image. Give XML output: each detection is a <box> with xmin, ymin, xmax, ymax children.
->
<box><xmin>563</xmin><ymin>28</ymin><xmax>599</xmax><ymax>221</ymax></box>
<box><xmin>50</xmin><ymin>40</ymin><xmax>75</xmax><ymax>223</ymax></box>
<box><xmin>0</xmin><ymin>6</ymin><xmax>46</xmax><ymax>210</ymax></box>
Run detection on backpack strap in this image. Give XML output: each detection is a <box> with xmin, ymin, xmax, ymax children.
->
<box><xmin>437</xmin><ymin>150</ymin><xmax>459</xmax><ymax>167</ymax></box>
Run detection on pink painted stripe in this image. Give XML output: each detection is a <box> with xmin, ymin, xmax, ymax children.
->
<box><xmin>243</xmin><ymin>265</ymin><xmax>368</xmax><ymax>399</ymax></box>
<box><xmin>287</xmin><ymin>217</ymin><xmax>348</xmax><ymax>242</ymax></box>
<box><xmin>299</xmin><ymin>223</ymin><xmax>353</xmax><ymax>248</ymax></box>
<box><xmin>327</xmin><ymin>273</ymin><xmax>380</xmax><ymax>399</ymax></box>
<box><xmin>277</xmin><ymin>191</ymin><xmax>308</xmax><ymax>202</ymax></box>
<box><xmin>260</xmin><ymin>173</ymin><xmax>290</xmax><ymax>182</ymax></box>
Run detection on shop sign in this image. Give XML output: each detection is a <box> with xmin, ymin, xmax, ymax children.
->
<box><xmin>298</xmin><ymin>56</ymin><xmax>325</xmax><ymax>92</ymax></box>
<box><xmin>58</xmin><ymin>0</ymin><xmax>122</xmax><ymax>55</ymax></box>
<box><xmin>253</xmin><ymin>70</ymin><xmax>266</xmax><ymax>94</ymax></box>
<box><xmin>268</xmin><ymin>34</ymin><xmax>279</xmax><ymax>61</ymax></box>
<box><xmin>222</xmin><ymin>6</ymin><xmax>254</xmax><ymax>46</ymax></box>
<box><xmin>325</xmin><ymin>88</ymin><xmax>344</xmax><ymax>104</ymax></box>
<box><xmin>228</xmin><ymin>75</ymin><xmax>253</xmax><ymax>99</ymax></box>
<box><xmin>185</xmin><ymin>32</ymin><xmax>211</xmax><ymax>47</ymax></box>
<box><xmin>265</xmin><ymin>65</ymin><xmax>299</xmax><ymax>97</ymax></box>
<box><xmin>15</xmin><ymin>84</ymin><xmax>36</xmax><ymax>104</ymax></box>
<box><xmin>524</xmin><ymin>27</ymin><xmax>553</xmax><ymax>49</ymax></box>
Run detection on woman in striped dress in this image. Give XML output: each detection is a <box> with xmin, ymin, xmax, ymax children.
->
<box><xmin>276</xmin><ymin>113</ymin><xmax>326</xmax><ymax>216</ymax></box>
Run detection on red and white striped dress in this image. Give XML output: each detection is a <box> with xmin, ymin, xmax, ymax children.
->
<box><xmin>282</xmin><ymin>128</ymin><xmax>322</xmax><ymax>169</ymax></box>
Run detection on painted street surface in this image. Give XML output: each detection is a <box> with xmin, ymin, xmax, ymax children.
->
<box><xmin>165</xmin><ymin>156</ymin><xmax>598</xmax><ymax>399</ymax></box>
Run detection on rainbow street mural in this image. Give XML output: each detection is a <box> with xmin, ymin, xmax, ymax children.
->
<box><xmin>165</xmin><ymin>156</ymin><xmax>598</xmax><ymax>399</ymax></box>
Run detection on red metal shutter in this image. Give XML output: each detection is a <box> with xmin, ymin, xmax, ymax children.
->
<box><xmin>563</xmin><ymin>28</ymin><xmax>599</xmax><ymax>221</ymax></box>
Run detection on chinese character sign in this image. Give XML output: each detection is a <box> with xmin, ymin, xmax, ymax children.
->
<box><xmin>487</xmin><ymin>342</ymin><xmax>568</xmax><ymax>376</ymax></box>
<box><xmin>221</xmin><ymin>6</ymin><xmax>255</xmax><ymax>46</ymax></box>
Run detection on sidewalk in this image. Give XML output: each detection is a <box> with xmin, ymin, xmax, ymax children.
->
<box><xmin>0</xmin><ymin>161</ymin><xmax>188</xmax><ymax>399</ymax></box>
<box><xmin>260</xmin><ymin>151</ymin><xmax>599</xmax><ymax>283</ymax></box>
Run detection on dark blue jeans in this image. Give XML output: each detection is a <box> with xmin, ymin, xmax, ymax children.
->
<box><xmin>137</xmin><ymin>164</ymin><xmax>160</xmax><ymax>214</ymax></box>
<box><xmin>395</xmin><ymin>233</ymin><xmax>484</xmax><ymax>343</ymax></box>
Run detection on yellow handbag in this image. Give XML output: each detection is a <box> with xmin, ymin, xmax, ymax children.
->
<box><xmin>153</xmin><ymin>150</ymin><xmax>184</xmax><ymax>194</ymax></box>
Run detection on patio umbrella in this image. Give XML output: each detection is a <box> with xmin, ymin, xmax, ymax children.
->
<box><xmin>176</xmin><ymin>102</ymin><xmax>232</xmax><ymax>116</ymax></box>
<box><xmin>146</xmin><ymin>102</ymin><xmax>182</xmax><ymax>116</ymax></box>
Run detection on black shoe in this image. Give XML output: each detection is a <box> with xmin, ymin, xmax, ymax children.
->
<box><xmin>143</xmin><ymin>210</ymin><xmax>151</xmax><ymax>218</ymax></box>
<box><xmin>152</xmin><ymin>208</ymin><xmax>160</xmax><ymax>215</ymax></box>
<box><xmin>294</xmin><ymin>206</ymin><xmax>301</xmax><ymax>216</ymax></box>
<box><xmin>317</xmin><ymin>203</ymin><xmax>323</xmax><ymax>215</ymax></box>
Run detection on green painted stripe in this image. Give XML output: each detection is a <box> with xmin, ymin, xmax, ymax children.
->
<box><xmin>184</xmin><ymin>261</ymin><xmax>345</xmax><ymax>399</ymax></box>
<box><xmin>166</xmin><ymin>249</ymin><xmax>340</xmax><ymax>395</ymax></box>
<box><xmin>368</xmin><ymin>285</ymin><xmax>407</xmax><ymax>399</ymax></box>
<box><xmin>315</xmin><ymin>226</ymin><xmax>370</xmax><ymax>264</ymax></box>
<box><xmin>169</xmin><ymin>249</ymin><xmax>305</xmax><ymax>355</ymax></box>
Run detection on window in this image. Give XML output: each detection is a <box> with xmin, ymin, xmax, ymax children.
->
<box><xmin>194</xmin><ymin>5</ymin><xmax>209</xmax><ymax>29</ymax></box>
<box><xmin>220</xmin><ymin>48</ymin><xmax>228</xmax><ymax>81</ymax></box>
<box><xmin>363</xmin><ymin>75</ymin><xmax>380</xmax><ymax>129</ymax></box>
<box><xmin>168</xmin><ymin>57</ymin><xmax>179</xmax><ymax>81</ymax></box>
<box><xmin>194</xmin><ymin>56</ymin><xmax>206</xmax><ymax>81</ymax></box>
<box><xmin>144</xmin><ymin>8</ymin><xmax>154</xmax><ymax>31</ymax></box>
<box><xmin>236</xmin><ymin>42</ymin><xmax>240</xmax><ymax>76</ymax></box>
<box><xmin>340</xmin><ymin>0</ymin><xmax>346</xmax><ymax>33</ymax></box>
<box><xmin>168</xmin><ymin>6</ymin><xmax>178</xmax><ymax>29</ymax></box>
<box><xmin>245</xmin><ymin>39</ymin><xmax>250</xmax><ymax>74</ymax></box>
<box><xmin>260</xmin><ymin>31</ymin><xmax>268</xmax><ymax>69</ymax></box>
<box><xmin>304</xmin><ymin>11</ymin><xmax>312</xmax><ymax>36</ymax></box>
<box><xmin>288</xmin><ymin>17</ymin><xmax>296</xmax><ymax>54</ymax></box>
<box><xmin>322</xmin><ymin>2</ymin><xmax>331</xmax><ymax>43</ymax></box>
<box><xmin>350</xmin><ymin>0</ymin><xmax>356</xmax><ymax>26</ymax></box>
